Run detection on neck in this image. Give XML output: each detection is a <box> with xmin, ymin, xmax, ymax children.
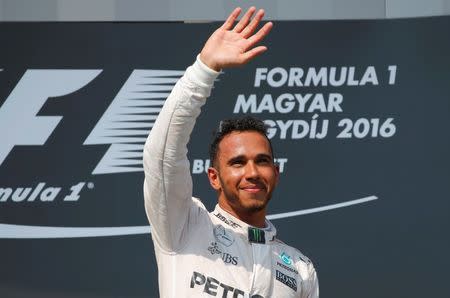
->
<box><xmin>218</xmin><ymin>199</ymin><xmax>267</xmax><ymax>228</ymax></box>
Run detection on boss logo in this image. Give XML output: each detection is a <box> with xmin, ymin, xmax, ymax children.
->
<box><xmin>276</xmin><ymin>270</ymin><xmax>297</xmax><ymax>292</ymax></box>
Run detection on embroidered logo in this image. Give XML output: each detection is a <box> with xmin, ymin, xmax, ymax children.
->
<box><xmin>207</xmin><ymin>242</ymin><xmax>238</xmax><ymax>265</ymax></box>
<box><xmin>276</xmin><ymin>270</ymin><xmax>297</xmax><ymax>292</ymax></box>
<box><xmin>280</xmin><ymin>252</ymin><xmax>293</xmax><ymax>265</ymax></box>
<box><xmin>208</xmin><ymin>242</ymin><xmax>222</xmax><ymax>255</ymax></box>
<box><xmin>213</xmin><ymin>225</ymin><xmax>234</xmax><ymax>247</ymax></box>
<box><xmin>214</xmin><ymin>212</ymin><xmax>241</xmax><ymax>229</ymax></box>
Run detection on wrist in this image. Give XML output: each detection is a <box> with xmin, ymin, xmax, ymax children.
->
<box><xmin>199</xmin><ymin>53</ymin><xmax>221</xmax><ymax>72</ymax></box>
<box><xmin>187</xmin><ymin>55</ymin><xmax>221</xmax><ymax>87</ymax></box>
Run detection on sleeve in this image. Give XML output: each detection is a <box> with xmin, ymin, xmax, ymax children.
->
<box><xmin>143</xmin><ymin>55</ymin><xmax>220</xmax><ymax>253</ymax></box>
<box><xmin>306</xmin><ymin>264</ymin><xmax>319</xmax><ymax>298</ymax></box>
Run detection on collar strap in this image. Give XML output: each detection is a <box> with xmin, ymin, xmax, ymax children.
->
<box><xmin>248</xmin><ymin>227</ymin><xmax>266</xmax><ymax>244</ymax></box>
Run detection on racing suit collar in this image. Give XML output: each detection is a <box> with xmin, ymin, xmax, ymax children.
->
<box><xmin>213</xmin><ymin>204</ymin><xmax>277</xmax><ymax>244</ymax></box>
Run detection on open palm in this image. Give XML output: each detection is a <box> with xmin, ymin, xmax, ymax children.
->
<box><xmin>200</xmin><ymin>7</ymin><xmax>273</xmax><ymax>71</ymax></box>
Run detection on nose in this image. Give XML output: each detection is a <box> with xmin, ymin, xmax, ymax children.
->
<box><xmin>244</xmin><ymin>161</ymin><xmax>259</xmax><ymax>179</ymax></box>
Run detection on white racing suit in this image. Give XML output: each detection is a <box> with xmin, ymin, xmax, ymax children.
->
<box><xmin>143</xmin><ymin>56</ymin><xmax>319</xmax><ymax>298</ymax></box>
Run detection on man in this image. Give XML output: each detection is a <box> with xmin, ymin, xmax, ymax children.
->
<box><xmin>144</xmin><ymin>7</ymin><xmax>319</xmax><ymax>297</ymax></box>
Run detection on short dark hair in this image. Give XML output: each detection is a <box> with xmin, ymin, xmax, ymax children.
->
<box><xmin>209</xmin><ymin>116</ymin><xmax>274</xmax><ymax>167</ymax></box>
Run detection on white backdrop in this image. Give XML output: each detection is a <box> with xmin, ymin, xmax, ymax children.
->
<box><xmin>0</xmin><ymin>0</ymin><xmax>449</xmax><ymax>21</ymax></box>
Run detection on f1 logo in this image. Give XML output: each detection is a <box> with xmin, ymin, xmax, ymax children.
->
<box><xmin>0</xmin><ymin>69</ymin><xmax>102</xmax><ymax>166</ymax></box>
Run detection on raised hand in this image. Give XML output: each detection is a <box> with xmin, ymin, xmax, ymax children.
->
<box><xmin>200</xmin><ymin>7</ymin><xmax>273</xmax><ymax>71</ymax></box>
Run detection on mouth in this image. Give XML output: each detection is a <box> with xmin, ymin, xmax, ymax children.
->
<box><xmin>240</xmin><ymin>184</ymin><xmax>266</xmax><ymax>193</ymax></box>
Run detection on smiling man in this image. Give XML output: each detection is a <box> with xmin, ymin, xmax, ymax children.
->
<box><xmin>144</xmin><ymin>7</ymin><xmax>319</xmax><ymax>298</ymax></box>
<box><xmin>207</xmin><ymin>118</ymin><xmax>279</xmax><ymax>228</ymax></box>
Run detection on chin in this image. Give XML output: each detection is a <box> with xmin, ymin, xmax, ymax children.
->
<box><xmin>222</xmin><ymin>189</ymin><xmax>271</xmax><ymax>214</ymax></box>
<box><xmin>240</xmin><ymin>198</ymin><xmax>269</xmax><ymax>213</ymax></box>
<box><xmin>244</xmin><ymin>204</ymin><xmax>267</xmax><ymax>213</ymax></box>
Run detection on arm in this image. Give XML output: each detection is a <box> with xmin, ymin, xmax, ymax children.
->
<box><xmin>143</xmin><ymin>7</ymin><xmax>273</xmax><ymax>252</ymax></box>
<box><xmin>306</xmin><ymin>264</ymin><xmax>319</xmax><ymax>298</ymax></box>
<box><xmin>143</xmin><ymin>56</ymin><xmax>218</xmax><ymax>252</ymax></box>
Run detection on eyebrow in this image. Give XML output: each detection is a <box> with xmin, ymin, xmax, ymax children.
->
<box><xmin>227</xmin><ymin>153</ymin><xmax>273</xmax><ymax>165</ymax></box>
<box><xmin>255</xmin><ymin>153</ymin><xmax>273</xmax><ymax>160</ymax></box>
<box><xmin>227</xmin><ymin>155</ymin><xmax>245</xmax><ymax>165</ymax></box>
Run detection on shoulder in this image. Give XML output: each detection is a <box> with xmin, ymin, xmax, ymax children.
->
<box><xmin>273</xmin><ymin>239</ymin><xmax>319</xmax><ymax>296</ymax></box>
<box><xmin>188</xmin><ymin>196</ymin><xmax>210</xmax><ymax>218</ymax></box>
<box><xmin>274</xmin><ymin>238</ymin><xmax>315</xmax><ymax>269</ymax></box>
<box><xmin>192</xmin><ymin>196</ymin><xmax>207</xmax><ymax>209</ymax></box>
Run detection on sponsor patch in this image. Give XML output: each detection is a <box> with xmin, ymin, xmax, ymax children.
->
<box><xmin>276</xmin><ymin>261</ymin><xmax>299</xmax><ymax>275</ymax></box>
<box><xmin>248</xmin><ymin>227</ymin><xmax>265</xmax><ymax>244</ymax></box>
<box><xmin>276</xmin><ymin>270</ymin><xmax>297</xmax><ymax>292</ymax></box>
<box><xmin>190</xmin><ymin>271</ymin><xmax>264</xmax><ymax>297</ymax></box>
<box><xmin>213</xmin><ymin>225</ymin><xmax>234</xmax><ymax>247</ymax></box>
<box><xmin>280</xmin><ymin>252</ymin><xmax>293</xmax><ymax>265</ymax></box>
<box><xmin>215</xmin><ymin>212</ymin><xmax>241</xmax><ymax>229</ymax></box>
<box><xmin>208</xmin><ymin>242</ymin><xmax>222</xmax><ymax>255</ymax></box>
<box><xmin>207</xmin><ymin>242</ymin><xmax>238</xmax><ymax>266</ymax></box>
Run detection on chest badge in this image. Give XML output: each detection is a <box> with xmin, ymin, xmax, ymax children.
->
<box><xmin>248</xmin><ymin>227</ymin><xmax>265</xmax><ymax>244</ymax></box>
<box><xmin>213</xmin><ymin>225</ymin><xmax>234</xmax><ymax>247</ymax></box>
<box><xmin>280</xmin><ymin>252</ymin><xmax>293</xmax><ymax>265</ymax></box>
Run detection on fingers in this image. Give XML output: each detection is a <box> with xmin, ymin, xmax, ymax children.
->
<box><xmin>246</xmin><ymin>21</ymin><xmax>273</xmax><ymax>49</ymax></box>
<box><xmin>222</xmin><ymin>7</ymin><xmax>242</xmax><ymax>30</ymax></box>
<box><xmin>240</xmin><ymin>46</ymin><xmax>268</xmax><ymax>64</ymax></box>
<box><xmin>241</xmin><ymin>9</ymin><xmax>265</xmax><ymax>38</ymax></box>
<box><xmin>232</xmin><ymin>6</ymin><xmax>256</xmax><ymax>33</ymax></box>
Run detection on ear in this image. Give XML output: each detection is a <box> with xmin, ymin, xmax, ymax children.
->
<box><xmin>274</xmin><ymin>163</ymin><xmax>280</xmax><ymax>186</ymax></box>
<box><xmin>207</xmin><ymin>167</ymin><xmax>222</xmax><ymax>191</ymax></box>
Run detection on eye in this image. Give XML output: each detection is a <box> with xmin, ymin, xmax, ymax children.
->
<box><xmin>256</xmin><ymin>156</ymin><xmax>272</xmax><ymax>165</ymax></box>
<box><xmin>229</xmin><ymin>158</ymin><xmax>245</xmax><ymax>167</ymax></box>
<box><xmin>231</xmin><ymin>160</ymin><xmax>244</xmax><ymax>167</ymax></box>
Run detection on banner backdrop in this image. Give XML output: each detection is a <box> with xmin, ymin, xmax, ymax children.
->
<box><xmin>0</xmin><ymin>17</ymin><xmax>449</xmax><ymax>298</ymax></box>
